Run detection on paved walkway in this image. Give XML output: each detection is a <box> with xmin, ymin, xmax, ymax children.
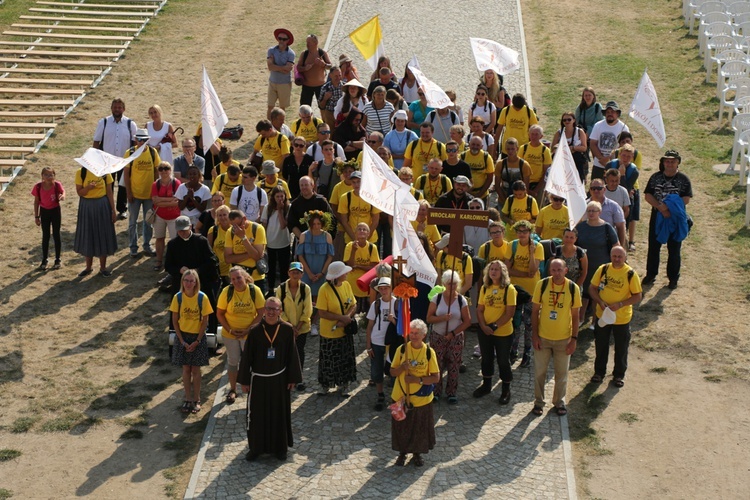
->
<box><xmin>185</xmin><ymin>1</ymin><xmax>576</xmax><ymax>498</ymax></box>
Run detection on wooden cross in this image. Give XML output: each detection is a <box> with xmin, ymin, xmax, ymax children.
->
<box><xmin>391</xmin><ymin>255</ymin><xmax>416</xmax><ymax>288</ymax></box>
<box><xmin>427</xmin><ymin>207</ymin><xmax>491</xmax><ymax>258</ymax></box>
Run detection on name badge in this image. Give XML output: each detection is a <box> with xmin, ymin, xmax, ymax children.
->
<box><xmin>267</xmin><ymin>348</ymin><xmax>276</xmax><ymax>359</ymax></box>
<box><xmin>549</xmin><ymin>311</ymin><xmax>558</xmax><ymax>320</ymax></box>
<box><xmin>492</xmin><ymin>289</ymin><xmax>498</xmax><ymax>294</ymax></box>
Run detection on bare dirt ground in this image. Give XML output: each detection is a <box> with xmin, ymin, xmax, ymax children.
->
<box><xmin>1</xmin><ymin>0</ymin><xmax>749</xmax><ymax>498</ymax></box>
<box><xmin>0</xmin><ymin>0</ymin><xmax>336</xmax><ymax>498</ymax></box>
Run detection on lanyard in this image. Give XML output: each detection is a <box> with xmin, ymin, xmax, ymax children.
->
<box><xmin>549</xmin><ymin>281</ymin><xmax>565</xmax><ymax>308</ymax></box>
<box><xmin>263</xmin><ymin>323</ymin><xmax>280</xmax><ymax>347</ymax></box>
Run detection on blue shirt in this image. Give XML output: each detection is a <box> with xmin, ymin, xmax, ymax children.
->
<box><xmin>267</xmin><ymin>46</ymin><xmax>295</xmax><ymax>84</ymax></box>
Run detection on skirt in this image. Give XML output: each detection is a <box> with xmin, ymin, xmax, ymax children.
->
<box><xmin>73</xmin><ymin>196</ymin><xmax>118</xmax><ymax>258</ymax></box>
<box><xmin>171</xmin><ymin>333</ymin><xmax>210</xmax><ymax>367</ymax></box>
<box><xmin>318</xmin><ymin>335</ymin><xmax>357</xmax><ymax>388</ymax></box>
<box><xmin>391</xmin><ymin>403</ymin><xmax>436</xmax><ymax>454</ymax></box>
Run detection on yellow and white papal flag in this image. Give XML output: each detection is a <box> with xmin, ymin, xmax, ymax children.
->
<box><xmin>628</xmin><ymin>69</ymin><xmax>666</xmax><ymax>147</ymax></box>
<box><xmin>74</xmin><ymin>143</ymin><xmax>147</xmax><ymax>177</ymax></box>
<box><xmin>469</xmin><ymin>37</ymin><xmax>521</xmax><ymax>75</ymax></box>
<box><xmin>201</xmin><ymin>66</ymin><xmax>228</xmax><ymax>154</ymax></box>
<box><xmin>349</xmin><ymin>15</ymin><xmax>385</xmax><ymax>71</ymax></box>
<box><xmin>546</xmin><ymin>135</ymin><xmax>587</xmax><ymax>229</ymax></box>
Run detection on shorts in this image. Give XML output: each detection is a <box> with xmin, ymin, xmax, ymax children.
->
<box><xmin>224</xmin><ymin>336</ymin><xmax>246</xmax><ymax>371</ymax></box>
<box><xmin>268</xmin><ymin>81</ymin><xmax>292</xmax><ymax>108</ymax></box>
<box><xmin>153</xmin><ymin>215</ymin><xmax>177</xmax><ymax>239</ymax></box>
<box><xmin>627</xmin><ymin>189</ymin><xmax>641</xmax><ymax>222</ymax></box>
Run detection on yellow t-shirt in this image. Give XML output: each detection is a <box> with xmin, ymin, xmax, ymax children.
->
<box><xmin>412</xmin><ymin>221</ymin><xmax>441</xmax><ymax>244</ymax></box>
<box><xmin>338</xmin><ymin>190</ymin><xmax>381</xmax><ymax>243</ymax></box>
<box><xmin>461</xmin><ymin>150</ymin><xmax>495</xmax><ymax>194</ymax></box>
<box><xmin>316</xmin><ymin>281</ymin><xmax>356</xmax><ymax>339</ymax></box>
<box><xmin>125</xmin><ymin>146</ymin><xmax>160</xmax><ymax>200</ymax></box>
<box><xmin>390</xmin><ymin>342</ymin><xmax>439</xmax><ymax>407</ymax></box>
<box><xmin>403</xmin><ymin>139</ymin><xmax>447</xmax><ymax>173</ymax></box>
<box><xmin>505</xmin><ymin>240</ymin><xmax>545</xmax><ymax>294</ymax></box>
<box><xmin>75</xmin><ymin>169</ymin><xmax>113</xmax><ymax>199</ymax></box>
<box><xmin>535</xmin><ymin>205</ymin><xmax>570</xmax><ymax>240</ymax></box>
<box><xmin>589</xmin><ymin>264</ymin><xmax>642</xmax><ymax>325</ymax></box>
<box><xmin>291</xmin><ymin>117</ymin><xmax>321</xmax><ymax>143</ymax></box>
<box><xmin>519</xmin><ymin>143</ymin><xmax>552</xmax><ymax>183</ymax></box>
<box><xmin>330</xmin><ymin>181</ymin><xmax>353</xmax><ymax>232</ymax></box>
<box><xmin>356</xmin><ymin>150</ymin><xmax>395</xmax><ymax>169</ymax></box>
<box><xmin>223</xmin><ymin>222</ymin><xmax>267</xmax><ymax>281</ymax></box>
<box><xmin>497</xmin><ymin>105</ymin><xmax>538</xmax><ymax>154</ymax></box>
<box><xmin>435</xmin><ymin>250</ymin><xmax>474</xmax><ymax>285</ymax></box>
<box><xmin>253</xmin><ymin>132</ymin><xmax>291</xmax><ymax>168</ymax></box>
<box><xmin>211</xmin><ymin>173</ymin><xmax>242</xmax><ymax>201</ymax></box>
<box><xmin>501</xmin><ymin>194</ymin><xmax>539</xmax><ymax>240</ymax></box>
<box><xmin>214</xmin><ymin>159</ymin><xmax>241</xmax><ymax>177</ymax></box>
<box><xmin>414</xmin><ymin>174</ymin><xmax>452</xmax><ymax>205</ymax></box>
<box><xmin>210</xmin><ymin>224</ymin><xmax>231</xmax><ymax>277</ymax></box>
<box><xmin>477</xmin><ymin>240</ymin><xmax>509</xmax><ymax>263</ymax></box>
<box><xmin>343</xmin><ymin>241</ymin><xmax>380</xmax><ymax>297</ymax></box>
<box><xmin>170</xmin><ymin>291</ymin><xmax>214</xmax><ymax>334</ymax></box>
<box><xmin>532</xmin><ymin>278</ymin><xmax>582</xmax><ymax>340</ymax></box>
<box><xmin>275</xmin><ymin>281</ymin><xmax>313</xmax><ymax>334</ymax></box>
<box><xmin>217</xmin><ymin>284</ymin><xmax>265</xmax><ymax>336</ymax></box>
<box><xmin>257</xmin><ymin>177</ymin><xmax>291</xmax><ymax>200</ymax></box>
<box><xmin>478</xmin><ymin>284</ymin><xmax>517</xmax><ymax>336</ymax></box>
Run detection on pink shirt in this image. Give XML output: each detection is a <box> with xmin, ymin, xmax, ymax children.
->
<box><xmin>151</xmin><ymin>178</ymin><xmax>181</xmax><ymax>220</ymax></box>
<box><xmin>32</xmin><ymin>181</ymin><xmax>63</xmax><ymax>210</ymax></box>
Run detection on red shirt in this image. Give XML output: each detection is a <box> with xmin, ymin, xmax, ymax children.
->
<box><xmin>151</xmin><ymin>178</ymin><xmax>181</xmax><ymax>220</ymax></box>
<box><xmin>31</xmin><ymin>181</ymin><xmax>63</xmax><ymax>210</ymax></box>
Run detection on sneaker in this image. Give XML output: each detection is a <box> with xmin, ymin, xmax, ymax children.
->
<box><xmin>447</xmin><ymin>396</ymin><xmax>458</xmax><ymax>405</ymax></box>
<box><xmin>52</xmin><ymin>260</ymin><xmax>61</xmax><ymax>270</ymax></box>
<box><xmin>310</xmin><ymin>324</ymin><xmax>319</xmax><ymax>336</ymax></box>
<box><xmin>374</xmin><ymin>394</ymin><xmax>385</xmax><ymax>411</ymax></box>
<box><xmin>641</xmin><ymin>274</ymin><xmax>656</xmax><ymax>286</ymax></box>
<box><xmin>628</xmin><ymin>242</ymin><xmax>636</xmax><ymax>252</ymax></box>
<box><xmin>519</xmin><ymin>353</ymin><xmax>531</xmax><ymax>368</ymax></box>
<box><xmin>668</xmin><ymin>280</ymin><xmax>678</xmax><ymax>290</ymax></box>
<box><xmin>472</xmin><ymin>383</ymin><xmax>492</xmax><ymax>398</ymax></box>
<box><xmin>130</xmin><ymin>251</ymin><xmax>140</xmax><ymax>258</ymax></box>
<box><xmin>143</xmin><ymin>248</ymin><xmax>157</xmax><ymax>257</ymax></box>
<box><xmin>472</xmin><ymin>344</ymin><xmax>481</xmax><ymax>358</ymax></box>
<box><xmin>38</xmin><ymin>260</ymin><xmax>48</xmax><ymax>270</ymax></box>
<box><xmin>509</xmin><ymin>351</ymin><xmax>519</xmax><ymax>365</ymax></box>
<box><xmin>117</xmin><ymin>212</ymin><xmax>128</xmax><ymax>221</ymax></box>
<box><xmin>338</xmin><ymin>383</ymin><xmax>350</xmax><ymax>397</ymax></box>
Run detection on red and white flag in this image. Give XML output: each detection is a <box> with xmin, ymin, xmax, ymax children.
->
<box><xmin>469</xmin><ymin>37</ymin><xmax>520</xmax><ymax>75</ymax></box>
<box><xmin>628</xmin><ymin>70</ymin><xmax>666</xmax><ymax>147</ymax></box>
<box><xmin>201</xmin><ymin>66</ymin><xmax>228</xmax><ymax>153</ymax></box>
<box><xmin>546</xmin><ymin>135</ymin><xmax>587</xmax><ymax>229</ymax></box>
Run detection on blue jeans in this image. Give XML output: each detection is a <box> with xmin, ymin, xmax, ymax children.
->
<box><xmin>128</xmin><ymin>198</ymin><xmax>153</xmax><ymax>253</ymax></box>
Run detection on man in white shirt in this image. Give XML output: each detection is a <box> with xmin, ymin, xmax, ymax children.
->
<box><xmin>589</xmin><ymin>101</ymin><xmax>629</xmax><ymax>179</ymax></box>
<box><xmin>230</xmin><ymin>165</ymin><xmax>268</xmax><ymax>223</ymax></box>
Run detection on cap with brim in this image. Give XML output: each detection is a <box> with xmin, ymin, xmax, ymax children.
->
<box><xmin>376</xmin><ymin>277</ymin><xmax>392</xmax><ymax>287</ymax></box>
<box><xmin>339</xmin><ymin>54</ymin><xmax>352</xmax><ymax>64</ymax></box>
<box><xmin>175</xmin><ymin>216</ymin><xmax>191</xmax><ymax>231</ymax></box>
<box><xmin>135</xmin><ymin>128</ymin><xmax>149</xmax><ymax>140</ymax></box>
<box><xmin>289</xmin><ymin>262</ymin><xmax>303</xmax><ymax>272</ymax></box>
<box><xmin>598</xmin><ymin>307</ymin><xmax>617</xmax><ymax>328</ymax></box>
<box><xmin>261</xmin><ymin>161</ymin><xmax>280</xmax><ymax>175</ymax></box>
<box><xmin>453</xmin><ymin>175</ymin><xmax>473</xmax><ymax>187</ymax></box>
<box><xmin>326</xmin><ymin>261</ymin><xmax>353</xmax><ymax>281</ymax></box>
<box><xmin>273</xmin><ymin>28</ymin><xmax>294</xmax><ymax>45</ymax></box>
<box><xmin>392</xmin><ymin>109</ymin><xmax>408</xmax><ymax>124</ymax></box>
<box><xmin>435</xmin><ymin>233</ymin><xmax>450</xmax><ymax>250</ymax></box>
<box><xmin>350</xmin><ymin>170</ymin><xmax>362</xmax><ymax>179</ymax></box>
<box><xmin>343</xmin><ymin>78</ymin><xmax>366</xmax><ymax>89</ymax></box>
<box><xmin>661</xmin><ymin>150</ymin><xmax>681</xmax><ymax>162</ymax></box>
<box><xmin>604</xmin><ymin>100</ymin><xmax>621</xmax><ymax>114</ymax></box>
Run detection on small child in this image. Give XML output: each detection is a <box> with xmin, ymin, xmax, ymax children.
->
<box><xmin>31</xmin><ymin>167</ymin><xmax>65</xmax><ymax>269</ymax></box>
<box><xmin>170</xmin><ymin>270</ymin><xmax>213</xmax><ymax>414</ymax></box>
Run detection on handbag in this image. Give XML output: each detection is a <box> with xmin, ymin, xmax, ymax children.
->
<box><xmin>256</xmin><ymin>253</ymin><xmax>269</xmax><ymax>275</ymax></box>
<box><xmin>330</xmin><ymin>284</ymin><xmax>358</xmax><ymax>336</ymax></box>
<box><xmin>145</xmin><ymin>208</ymin><xmax>157</xmax><ymax>225</ymax></box>
<box><xmin>294</xmin><ymin>65</ymin><xmax>304</xmax><ymax>86</ymax></box>
<box><xmin>389</xmin><ymin>399</ymin><xmax>407</xmax><ymax>421</ymax></box>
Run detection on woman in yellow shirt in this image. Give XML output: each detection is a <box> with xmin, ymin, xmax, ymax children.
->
<box><xmin>208</xmin><ymin>205</ymin><xmax>232</xmax><ymax>286</ymax></box>
<box><xmin>170</xmin><ymin>270</ymin><xmax>213</xmax><ymax>414</ymax></box>
<box><xmin>73</xmin><ymin>167</ymin><xmax>117</xmax><ymax>277</ymax></box>
<box><xmin>316</xmin><ymin>261</ymin><xmax>357</xmax><ymax>396</ymax></box>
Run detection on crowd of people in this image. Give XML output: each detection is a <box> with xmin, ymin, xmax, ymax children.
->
<box><xmin>29</xmin><ymin>27</ymin><xmax>693</xmax><ymax>466</ymax></box>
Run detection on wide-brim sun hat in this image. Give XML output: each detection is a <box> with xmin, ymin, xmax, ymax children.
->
<box><xmin>261</xmin><ymin>160</ymin><xmax>280</xmax><ymax>175</ymax></box>
<box><xmin>326</xmin><ymin>261</ymin><xmax>352</xmax><ymax>281</ymax></box>
<box><xmin>376</xmin><ymin>277</ymin><xmax>392</xmax><ymax>287</ymax></box>
<box><xmin>273</xmin><ymin>28</ymin><xmax>294</xmax><ymax>45</ymax></box>
<box><xmin>435</xmin><ymin>233</ymin><xmax>450</xmax><ymax>250</ymax></box>
<box><xmin>135</xmin><ymin>128</ymin><xmax>150</xmax><ymax>140</ymax></box>
<box><xmin>343</xmin><ymin>78</ymin><xmax>366</xmax><ymax>89</ymax></box>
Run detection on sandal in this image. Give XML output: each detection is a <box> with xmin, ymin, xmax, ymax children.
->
<box><xmin>180</xmin><ymin>401</ymin><xmax>193</xmax><ymax>414</ymax></box>
<box><xmin>613</xmin><ymin>378</ymin><xmax>625</xmax><ymax>388</ymax></box>
<box><xmin>590</xmin><ymin>374</ymin><xmax>603</xmax><ymax>384</ymax></box>
<box><xmin>411</xmin><ymin>454</ymin><xmax>424</xmax><ymax>467</ymax></box>
<box><xmin>395</xmin><ymin>453</ymin><xmax>407</xmax><ymax>467</ymax></box>
<box><xmin>556</xmin><ymin>405</ymin><xmax>568</xmax><ymax>416</ymax></box>
<box><xmin>226</xmin><ymin>390</ymin><xmax>236</xmax><ymax>405</ymax></box>
<box><xmin>191</xmin><ymin>401</ymin><xmax>202</xmax><ymax>413</ymax></box>
<box><xmin>153</xmin><ymin>261</ymin><xmax>162</xmax><ymax>271</ymax></box>
<box><xmin>532</xmin><ymin>405</ymin><xmax>543</xmax><ymax>416</ymax></box>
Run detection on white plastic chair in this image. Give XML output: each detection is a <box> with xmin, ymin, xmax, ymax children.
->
<box><xmin>699</xmin><ymin>12</ymin><xmax>733</xmax><ymax>48</ymax></box>
<box><xmin>701</xmin><ymin>22</ymin><xmax>736</xmax><ymax>57</ymax></box>
<box><xmin>738</xmin><ymin>128</ymin><xmax>750</xmax><ymax>183</ymax></box>
<box><xmin>733</xmin><ymin>93</ymin><xmax>750</xmax><ymax>114</ymax></box>
<box><xmin>707</xmin><ymin>47</ymin><xmax>746</xmax><ymax>82</ymax></box>
<box><xmin>717</xmin><ymin>60</ymin><xmax>750</xmax><ymax>98</ymax></box>
<box><xmin>734</xmin><ymin>20</ymin><xmax>750</xmax><ymax>37</ymax></box>
<box><xmin>720</xmin><ymin>78</ymin><xmax>750</xmax><ymax>122</ymax></box>
<box><xmin>744</xmin><ymin>175</ymin><xmax>750</xmax><ymax>226</ymax></box>
<box><xmin>705</xmin><ymin>34</ymin><xmax>738</xmax><ymax>72</ymax></box>
<box><xmin>727</xmin><ymin>1</ymin><xmax>750</xmax><ymax>18</ymax></box>
<box><xmin>692</xmin><ymin>1</ymin><xmax>727</xmax><ymax>34</ymax></box>
<box><xmin>729</xmin><ymin>113</ymin><xmax>750</xmax><ymax>170</ymax></box>
<box><xmin>733</xmin><ymin>11</ymin><xmax>750</xmax><ymax>27</ymax></box>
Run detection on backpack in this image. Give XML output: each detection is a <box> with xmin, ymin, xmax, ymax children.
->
<box><xmin>599</xmin><ymin>263</ymin><xmax>634</xmax><ymax>287</ymax></box>
<box><xmin>439</xmin><ymin>251</ymin><xmax>469</xmax><ymax>278</ymax></box>
<box><xmin>519</xmin><ymin>143</ymin><xmax>550</xmax><ymax>165</ymax></box>
<box><xmin>279</xmin><ymin>280</ymin><xmax>308</xmax><ymax>305</ymax></box>
<box><xmin>127</xmin><ymin>145</ymin><xmax>157</xmax><ymax>165</ymax></box>
<box><xmin>415</xmin><ymin>174</ymin><xmax>449</xmax><ymax>197</ymax></box>
<box><xmin>510</xmin><ymin>239</ymin><xmax>547</xmax><ymax>277</ymax></box>
<box><xmin>461</xmin><ymin>149</ymin><xmax>491</xmax><ymax>169</ymax></box>
<box><xmin>538</xmin><ymin>277</ymin><xmax>577</xmax><ymax>309</ymax></box>
<box><xmin>226</xmin><ymin>283</ymin><xmax>257</xmax><ymax>303</ymax></box>
<box><xmin>398</xmin><ymin>341</ymin><xmax>432</xmax><ymax>360</ymax></box>
<box><xmin>293</xmin><ymin>116</ymin><xmax>322</xmax><ymax>136</ymax></box>
<box><xmin>408</xmin><ymin>140</ymin><xmax>444</xmax><ymax>158</ymax></box>
<box><xmin>503</xmin><ymin>194</ymin><xmax>533</xmax><ymax>218</ymax></box>
<box><xmin>467</xmin><ymin>132</ymin><xmax>492</xmax><ymax>150</ymax></box>
<box><xmin>97</xmin><ymin>117</ymin><xmax>134</xmax><ymax>151</ymax></box>
<box><xmin>235</xmin><ymin>184</ymin><xmax>263</xmax><ymax>211</ymax></box>
<box><xmin>499</xmin><ymin>104</ymin><xmax>532</xmax><ymax>124</ymax></box>
<box><xmin>176</xmin><ymin>291</ymin><xmax>206</xmax><ymax>313</ymax></box>
<box><xmin>427</xmin><ymin>110</ymin><xmax>458</xmax><ymax>125</ymax></box>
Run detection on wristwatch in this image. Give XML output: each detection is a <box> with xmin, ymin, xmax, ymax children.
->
<box><xmin>419</xmin><ymin>377</ymin><xmax>423</xmax><ymax>385</ymax></box>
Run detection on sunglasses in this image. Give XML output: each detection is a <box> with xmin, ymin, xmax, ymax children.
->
<box><xmin>590</xmin><ymin>186</ymin><xmax>604</xmax><ymax>191</ymax></box>
<box><xmin>446</xmin><ymin>148</ymin><xmax>458</xmax><ymax>153</ymax></box>
<box><xmin>318</xmin><ymin>130</ymin><xmax>331</xmax><ymax>135</ymax></box>
<box><xmin>366</xmin><ymin>140</ymin><xmax>378</xmax><ymax>145</ymax></box>
<box><xmin>551</xmin><ymin>197</ymin><xmax>564</xmax><ymax>202</ymax></box>
<box><xmin>476</xmin><ymin>92</ymin><xmax>486</xmax><ymax>96</ymax></box>
<box><xmin>277</xmin><ymin>36</ymin><xmax>288</xmax><ymax>41</ymax></box>
<box><xmin>158</xmin><ymin>166</ymin><xmax>171</xmax><ymax>171</ymax></box>
<box><xmin>563</xmin><ymin>118</ymin><xmax>573</xmax><ymax>122</ymax></box>
<box><xmin>293</xmin><ymin>143</ymin><xmax>306</xmax><ymax>148</ymax></box>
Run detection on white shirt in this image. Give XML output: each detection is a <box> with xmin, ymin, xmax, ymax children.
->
<box><xmin>366</xmin><ymin>297</ymin><xmax>395</xmax><ymax>346</ymax></box>
<box><xmin>93</xmin><ymin>115</ymin><xmax>137</xmax><ymax>157</ymax></box>
<box><xmin>175</xmin><ymin>183</ymin><xmax>211</xmax><ymax>220</ymax></box>
<box><xmin>230</xmin><ymin>185</ymin><xmax>268</xmax><ymax>222</ymax></box>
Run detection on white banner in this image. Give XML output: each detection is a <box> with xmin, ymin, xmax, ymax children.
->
<box><xmin>360</xmin><ymin>144</ymin><xmax>419</xmax><ymax>220</ymax></box>
<box><xmin>201</xmin><ymin>66</ymin><xmax>228</xmax><ymax>153</ymax></box>
<box><xmin>408</xmin><ymin>54</ymin><xmax>421</xmax><ymax>71</ymax></box>
<box><xmin>74</xmin><ymin>143</ymin><xmax>147</xmax><ymax>177</ymax></box>
<box><xmin>407</xmin><ymin>64</ymin><xmax>453</xmax><ymax>108</ymax></box>
<box><xmin>392</xmin><ymin>187</ymin><xmax>438</xmax><ymax>287</ymax></box>
<box><xmin>628</xmin><ymin>70</ymin><xmax>666</xmax><ymax>148</ymax></box>
<box><xmin>469</xmin><ymin>37</ymin><xmax>520</xmax><ymax>75</ymax></box>
<box><xmin>546</xmin><ymin>136</ymin><xmax>587</xmax><ymax>229</ymax></box>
